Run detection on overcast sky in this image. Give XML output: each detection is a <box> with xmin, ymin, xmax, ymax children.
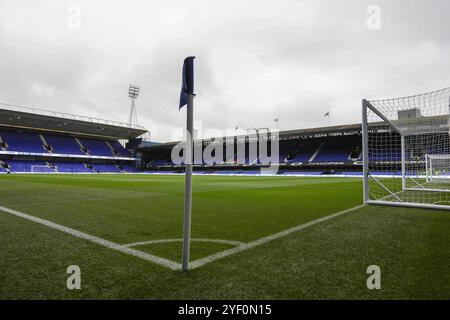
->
<box><xmin>0</xmin><ymin>0</ymin><xmax>449</xmax><ymax>141</ymax></box>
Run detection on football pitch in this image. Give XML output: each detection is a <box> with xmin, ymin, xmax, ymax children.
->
<box><xmin>0</xmin><ymin>174</ymin><xmax>449</xmax><ymax>299</ymax></box>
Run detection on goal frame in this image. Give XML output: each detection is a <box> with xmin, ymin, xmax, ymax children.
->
<box><xmin>362</xmin><ymin>99</ymin><xmax>450</xmax><ymax>211</ymax></box>
<box><xmin>425</xmin><ymin>154</ymin><xmax>450</xmax><ymax>183</ymax></box>
<box><xmin>31</xmin><ymin>165</ymin><xmax>58</xmax><ymax>173</ymax></box>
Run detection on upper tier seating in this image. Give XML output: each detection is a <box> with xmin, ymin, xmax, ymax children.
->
<box><xmin>44</xmin><ymin>134</ymin><xmax>85</xmax><ymax>155</ymax></box>
<box><xmin>314</xmin><ymin>136</ymin><xmax>361</xmax><ymax>162</ymax></box>
<box><xmin>79</xmin><ymin>138</ymin><xmax>114</xmax><ymax>156</ymax></box>
<box><xmin>0</xmin><ymin>130</ymin><xmax>132</xmax><ymax>158</ymax></box>
<box><xmin>278</xmin><ymin>140</ymin><xmax>300</xmax><ymax>163</ymax></box>
<box><xmin>287</xmin><ymin>140</ymin><xmax>321</xmax><ymax>163</ymax></box>
<box><xmin>0</xmin><ymin>130</ymin><xmax>45</xmax><ymax>153</ymax></box>
<box><xmin>108</xmin><ymin>140</ymin><xmax>130</xmax><ymax>157</ymax></box>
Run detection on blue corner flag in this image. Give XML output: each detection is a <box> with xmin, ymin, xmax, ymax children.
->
<box><xmin>179</xmin><ymin>56</ymin><xmax>195</xmax><ymax>109</ymax></box>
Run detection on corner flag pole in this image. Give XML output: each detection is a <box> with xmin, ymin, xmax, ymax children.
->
<box><xmin>179</xmin><ymin>56</ymin><xmax>195</xmax><ymax>271</ymax></box>
<box><xmin>182</xmin><ymin>92</ymin><xmax>194</xmax><ymax>271</ymax></box>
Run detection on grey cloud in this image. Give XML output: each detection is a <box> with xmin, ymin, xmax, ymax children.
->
<box><xmin>0</xmin><ymin>0</ymin><xmax>449</xmax><ymax>141</ymax></box>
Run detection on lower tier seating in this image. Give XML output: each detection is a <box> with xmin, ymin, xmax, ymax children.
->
<box><xmin>0</xmin><ymin>160</ymin><xmax>137</xmax><ymax>173</ymax></box>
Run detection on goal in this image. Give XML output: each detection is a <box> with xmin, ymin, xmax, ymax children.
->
<box><xmin>362</xmin><ymin>87</ymin><xmax>450</xmax><ymax>210</ymax></box>
<box><xmin>425</xmin><ymin>154</ymin><xmax>450</xmax><ymax>185</ymax></box>
<box><xmin>31</xmin><ymin>165</ymin><xmax>58</xmax><ymax>173</ymax></box>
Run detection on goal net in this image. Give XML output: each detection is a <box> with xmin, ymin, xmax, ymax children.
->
<box><xmin>362</xmin><ymin>87</ymin><xmax>450</xmax><ymax>210</ymax></box>
<box><xmin>425</xmin><ymin>154</ymin><xmax>450</xmax><ymax>185</ymax></box>
<box><xmin>31</xmin><ymin>165</ymin><xmax>58</xmax><ymax>173</ymax></box>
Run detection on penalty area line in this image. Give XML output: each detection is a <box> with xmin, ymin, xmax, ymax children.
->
<box><xmin>0</xmin><ymin>205</ymin><xmax>180</xmax><ymax>271</ymax></box>
<box><xmin>189</xmin><ymin>204</ymin><xmax>365</xmax><ymax>270</ymax></box>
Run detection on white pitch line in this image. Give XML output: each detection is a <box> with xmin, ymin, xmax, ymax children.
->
<box><xmin>189</xmin><ymin>204</ymin><xmax>365</xmax><ymax>270</ymax></box>
<box><xmin>124</xmin><ymin>238</ymin><xmax>244</xmax><ymax>247</ymax></box>
<box><xmin>0</xmin><ymin>203</ymin><xmax>365</xmax><ymax>272</ymax></box>
<box><xmin>0</xmin><ymin>205</ymin><xmax>180</xmax><ymax>271</ymax></box>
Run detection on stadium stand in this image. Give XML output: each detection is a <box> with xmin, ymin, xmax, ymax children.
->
<box><xmin>108</xmin><ymin>140</ymin><xmax>130</xmax><ymax>157</ymax></box>
<box><xmin>314</xmin><ymin>136</ymin><xmax>362</xmax><ymax>162</ymax></box>
<box><xmin>286</xmin><ymin>140</ymin><xmax>321</xmax><ymax>163</ymax></box>
<box><xmin>51</xmin><ymin>161</ymin><xmax>92</xmax><ymax>173</ymax></box>
<box><xmin>0</xmin><ymin>130</ymin><xmax>46</xmax><ymax>153</ymax></box>
<box><xmin>91</xmin><ymin>163</ymin><xmax>120</xmax><ymax>173</ymax></box>
<box><xmin>79</xmin><ymin>137</ymin><xmax>116</xmax><ymax>157</ymax></box>
<box><xmin>6</xmin><ymin>160</ymin><xmax>45</xmax><ymax>172</ymax></box>
<box><xmin>44</xmin><ymin>134</ymin><xmax>85</xmax><ymax>155</ymax></box>
<box><xmin>139</xmin><ymin>123</ymin><xmax>371</xmax><ymax>175</ymax></box>
<box><xmin>0</xmin><ymin>103</ymin><xmax>146</xmax><ymax>174</ymax></box>
<box><xmin>0</xmin><ymin>102</ymin><xmax>404</xmax><ymax>176</ymax></box>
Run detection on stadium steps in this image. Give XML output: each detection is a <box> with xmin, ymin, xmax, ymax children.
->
<box><xmin>349</xmin><ymin>147</ymin><xmax>362</xmax><ymax>161</ymax></box>
<box><xmin>75</xmin><ymin>138</ymin><xmax>89</xmax><ymax>155</ymax></box>
<box><xmin>83</xmin><ymin>163</ymin><xmax>96</xmax><ymax>173</ymax></box>
<box><xmin>108</xmin><ymin>140</ymin><xmax>130</xmax><ymax>157</ymax></box>
<box><xmin>0</xmin><ymin>160</ymin><xmax>12</xmax><ymax>173</ymax></box>
<box><xmin>45</xmin><ymin>162</ymin><xmax>59</xmax><ymax>172</ymax></box>
<box><xmin>79</xmin><ymin>138</ymin><xmax>115</xmax><ymax>156</ymax></box>
<box><xmin>105</xmin><ymin>140</ymin><xmax>119</xmax><ymax>156</ymax></box>
<box><xmin>39</xmin><ymin>134</ymin><xmax>53</xmax><ymax>153</ymax></box>
<box><xmin>308</xmin><ymin>142</ymin><xmax>324</xmax><ymax>163</ymax></box>
<box><xmin>0</xmin><ymin>135</ymin><xmax>8</xmax><ymax>150</ymax></box>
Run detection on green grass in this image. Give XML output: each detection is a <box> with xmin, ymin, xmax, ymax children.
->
<box><xmin>0</xmin><ymin>174</ymin><xmax>449</xmax><ymax>299</ymax></box>
<box><xmin>370</xmin><ymin>177</ymin><xmax>450</xmax><ymax>205</ymax></box>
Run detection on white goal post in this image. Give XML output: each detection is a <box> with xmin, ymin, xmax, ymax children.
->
<box><xmin>31</xmin><ymin>165</ymin><xmax>58</xmax><ymax>173</ymax></box>
<box><xmin>425</xmin><ymin>154</ymin><xmax>450</xmax><ymax>183</ymax></box>
<box><xmin>362</xmin><ymin>87</ymin><xmax>450</xmax><ymax>210</ymax></box>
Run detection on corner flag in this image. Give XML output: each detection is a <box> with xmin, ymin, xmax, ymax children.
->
<box><xmin>180</xmin><ymin>56</ymin><xmax>195</xmax><ymax>271</ymax></box>
<box><xmin>179</xmin><ymin>57</ymin><xmax>195</xmax><ymax>109</ymax></box>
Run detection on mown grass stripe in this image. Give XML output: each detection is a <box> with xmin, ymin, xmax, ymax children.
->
<box><xmin>189</xmin><ymin>204</ymin><xmax>364</xmax><ymax>269</ymax></box>
<box><xmin>0</xmin><ymin>205</ymin><xmax>180</xmax><ymax>271</ymax></box>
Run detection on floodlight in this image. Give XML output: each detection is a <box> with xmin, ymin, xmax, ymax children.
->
<box><xmin>128</xmin><ymin>85</ymin><xmax>140</xmax><ymax>99</ymax></box>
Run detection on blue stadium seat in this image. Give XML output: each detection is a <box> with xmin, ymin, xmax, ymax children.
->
<box><xmin>79</xmin><ymin>138</ymin><xmax>114</xmax><ymax>156</ymax></box>
<box><xmin>7</xmin><ymin>160</ymin><xmax>45</xmax><ymax>172</ymax></box>
<box><xmin>121</xmin><ymin>165</ymin><xmax>137</xmax><ymax>172</ymax></box>
<box><xmin>108</xmin><ymin>140</ymin><xmax>130</xmax><ymax>157</ymax></box>
<box><xmin>314</xmin><ymin>136</ymin><xmax>360</xmax><ymax>162</ymax></box>
<box><xmin>1</xmin><ymin>160</ymin><xmax>135</xmax><ymax>173</ymax></box>
<box><xmin>45</xmin><ymin>134</ymin><xmax>85</xmax><ymax>155</ymax></box>
<box><xmin>0</xmin><ymin>130</ymin><xmax>45</xmax><ymax>153</ymax></box>
<box><xmin>288</xmin><ymin>141</ymin><xmax>321</xmax><ymax>163</ymax></box>
<box><xmin>92</xmin><ymin>163</ymin><xmax>120</xmax><ymax>172</ymax></box>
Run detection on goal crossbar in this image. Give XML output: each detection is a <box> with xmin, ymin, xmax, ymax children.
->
<box><xmin>31</xmin><ymin>165</ymin><xmax>58</xmax><ymax>173</ymax></box>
